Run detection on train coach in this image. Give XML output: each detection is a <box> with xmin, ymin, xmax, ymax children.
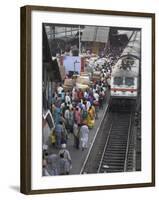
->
<box><xmin>110</xmin><ymin>31</ymin><xmax>141</xmax><ymax>105</ymax></box>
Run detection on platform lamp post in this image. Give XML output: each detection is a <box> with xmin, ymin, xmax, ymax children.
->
<box><xmin>79</xmin><ymin>25</ymin><xmax>81</xmax><ymax>55</ymax></box>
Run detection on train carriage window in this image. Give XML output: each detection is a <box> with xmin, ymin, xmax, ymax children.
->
<box><xmin>114</xmin><ymin>77</ymin><xmax>123</xmax><ymax>85</ymax></box>
<box><xmin>125</xmin><ymin>77</ymin><xmax>134</xmax><ymax>86</ymax></box>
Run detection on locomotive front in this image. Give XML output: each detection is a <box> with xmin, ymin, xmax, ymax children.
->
<box><xmin>110</xmin><ymin>31</ymin><xmax>141</xmax><ymax>103</ymax></box>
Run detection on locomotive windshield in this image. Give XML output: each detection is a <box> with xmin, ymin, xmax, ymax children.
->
<box><xmin>114</xmin><ymin>77</ymin><xmax>123</xmax><ymax>85</ymax></box>
<box><xmin>125</xmin><ymin>77</ymin><xmax>134</xmax><ymax>86</ymax></box>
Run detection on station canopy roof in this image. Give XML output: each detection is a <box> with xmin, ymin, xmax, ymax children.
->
<box><xmin>117</xmin><ymin>30</ymin><xmax>134</xmax><ymax>40</ymax></box>
<box><xmin>45</xmin><ymin>25</ymin><xmax>82</xmax><ymax>41</ymax></box>
<box><xmin>121</xmin><ymin>31</ymin><xmax>141</xmax><ymax>59</ymax></box>
<box><xmin>81</xmin><ymin>26</ymin><xmax>110</xmax><ymax>43</ymax></box>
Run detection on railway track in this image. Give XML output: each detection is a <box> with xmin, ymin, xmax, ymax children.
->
<box><xmin>81</xmin><ymin>105</ymin><xmax>135</xmax><ymax>174</ymax></box>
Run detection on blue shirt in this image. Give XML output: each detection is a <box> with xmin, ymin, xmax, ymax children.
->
<box><xmin>55</xmin><ymin>124</ymin><xmax>63</xmax><ymax>135</ymax></box>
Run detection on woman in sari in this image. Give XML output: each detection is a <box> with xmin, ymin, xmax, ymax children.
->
<box><xmin>87</xmin><ymin>105</ymin><xmax>95</xmax><ymax>128</ymax></box>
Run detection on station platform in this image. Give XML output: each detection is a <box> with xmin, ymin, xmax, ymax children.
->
<box><xmin>48</xmin><ymin>99</ymin><xmax>109</xmax><ymax>175</ymax></box>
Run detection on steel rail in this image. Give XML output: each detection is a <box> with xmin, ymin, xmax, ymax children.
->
<box><xmin>123</xmin><ymin>112</ymin><xmax>133</xmax><ymax>171</ymax></box>
<box><xmin>97</xmin><ymin>123</ymin><xmax>113</xmax><ymax>173</ymax></box>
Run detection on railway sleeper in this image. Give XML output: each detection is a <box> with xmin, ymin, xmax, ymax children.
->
<box><xmin>104</xmin><ymin>151</ymin><xmax>126</xmax><ymax>155</ymax></box>
<box><xmin>103</xmin><ymin>160</ymin><xmax>125</xmax><ymax>163</ymax></box>
<box><xmin>102</xmin><ymin>165</ymin><xmax>124</xmax><ymax>169</ymax></box>
<box><xmin>109</xmin><ymin>135</ymin><xmax>128</xmax><ymax>138</ymax></box>
<box><xmin>111</xmin><ymin>130</ymin><xmax>129</xmax><ymax>132</ymax></box>
<box><xmin>103</xmin><ymin>155</ymin><xmax>126</xmax><ymax>159</ymax></box>
<box><xmin>108</xmin><ymin>144</ymin><xmax>127</xmax><ymax>147</ymax></box>
<box><xmin>107</xmin><ymin>145</ymin><xmax>127</xmax><ymax>148</ymax></box>
<box><xmin>102</xmin><ymin>169</ymin><xmax>124</xmax><ymax>173</ymax></box>
<box><xmin>112</xmin><ymin>125</ymin><xmax>130</xmax><ymax>128</ymax></box>
<box><xmin>105</xmin><ymin>149</ymin><xmax>127</xmax><ymax>152</ymax></box>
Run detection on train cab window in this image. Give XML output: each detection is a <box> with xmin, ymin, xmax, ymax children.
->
<box><xmin>125</xmin><ymin>77</ymin><xmax>134</xmax><ymax>86</ymax></box>
<box><xmin>114</xmin><ymin>77</ymin><xmax>123</xmax><ymax>85</ymax></box>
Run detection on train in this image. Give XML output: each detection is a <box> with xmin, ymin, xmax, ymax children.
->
<box><xmin>110</xmin><ymin>30</ymin><xmax>141</xmax><ymax>104</ymax></box>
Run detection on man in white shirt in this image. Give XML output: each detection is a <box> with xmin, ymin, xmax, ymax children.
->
<box><xmin>65</xmin><ymin>93</ymin><xmax>71</xmax><ymax>104</ymax></box>
<box><xmin>93</xmin><ymin>91</ymin><xmax>99</xmax><ymax>119</ymax></box>
<box><xmin>80</xmin><ymin>124</ymin><xmax>89</xmax><ymax>151</ymax></box>
<box><xmin>57</xmin><ymin>84</ymin><xmax>63</xmax><ymax>95</ymax></box>
<box><xmin>93</xmin><ymin>91</ymin><xmax>99</xmax><ymax>101</ymax></box>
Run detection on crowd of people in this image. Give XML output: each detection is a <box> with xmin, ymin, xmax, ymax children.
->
<box><xmin>51</xmin><ymin>77</ymin><xmax>108</xmax><ymax>146</ymax></box>
<box><xmin>42</xmin><ymin>44</ymin><xmax>125</xmax><ymax>176</ymax></box>
<box><xmin>43</xmin><ymin>72</ymin><xmax>109</xmax><ymax>176</ymax></box>
<box><xmin>43</xmin><ymin>143</ymin><xmax>72</xmax><ymax>176</ymax></box>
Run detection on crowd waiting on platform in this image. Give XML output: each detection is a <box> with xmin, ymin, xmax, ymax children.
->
<box><xmin>42</xmin><ymin>74</ymin><xmax>109</xmax><ymax>176</ymax></box>
<box><xmin>51</xmin><ymin>79</ymin><xmax>108</xmax><ymax>147</ymax></box>
<box><xmin>42</xmin><ymin>45</ymin><xmax>124</xmax><ymax>176</ymax></box>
